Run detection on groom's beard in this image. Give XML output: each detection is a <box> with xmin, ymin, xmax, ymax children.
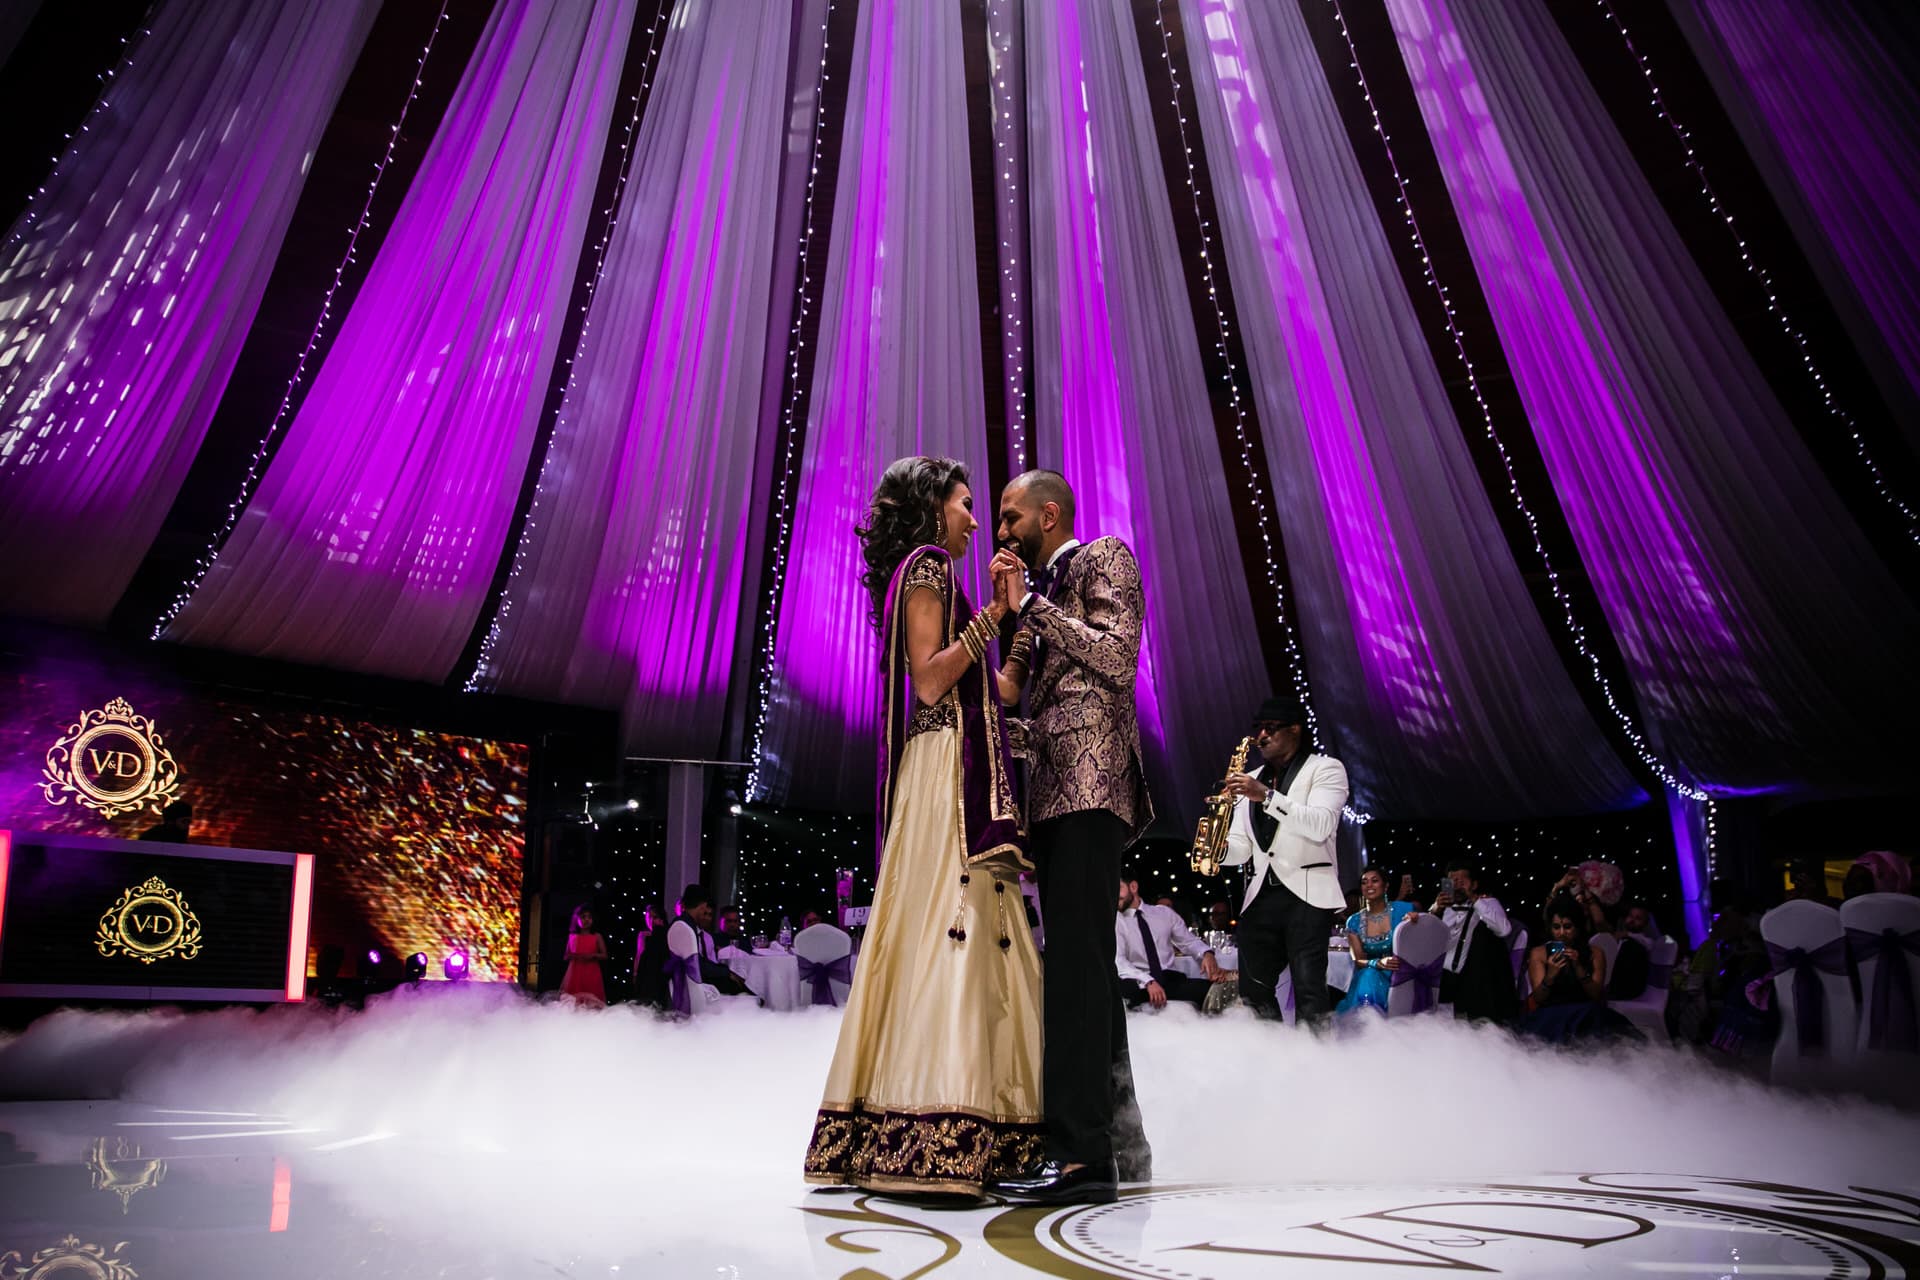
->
<box><xmin>1008</xmin><ymin>532</ymin><xmax>1043</xmax><ymax>567</ymax></box>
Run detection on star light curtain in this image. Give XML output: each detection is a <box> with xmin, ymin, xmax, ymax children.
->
<box><xmin>0</xmin><ymin>0</ymin><xmax>380</xmax><ymax>623</ymax></box>
<box><xmin>754</xmin><ymin>0</ymin><xmax>996</xmax><ymax>804</ymax></box>
<box><xmin>163</xmin><ymin>0</ymin><xmax>637</xmax><ymax>681</ymax></box>
<box><xmin>471</xmin><ymin>0</ymin><xmax>793</xmax><ymax>760</ymax></box>
<box><xmin>1022</xmin><ymin>0</ymin><xmax>1269</xmax><ymax>817</ymax></box>
<box><xmin>1382</xmin><ymin>0</ymin><xmax>1920</xmax><ymax>796</ymax></box>
<box><xmin>1175</xmin><ymin>0</ymin><xmax>1641</xmax><ymax>818</ymax></box>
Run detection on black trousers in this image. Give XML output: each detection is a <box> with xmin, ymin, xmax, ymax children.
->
<box><xmin>1236</xmin><ymin>877</ymin><xmax>1337</xmax><ymax>1024</ymax></box>
<box><xmin>1122</xmin><ymin>971</ymin><xmax>1210</xmax><ymax>1009</ymax></box>
<box><xmin>1034</xmin><ymin>809</ymin><xmax>1150</xmax><ymax>1170</ymax></box>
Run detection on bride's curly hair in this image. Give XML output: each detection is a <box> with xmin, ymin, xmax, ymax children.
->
<box><xmin>856</xmin><ymin>456</ymin><xmax>969</xmax><ymax>631</ymax></box>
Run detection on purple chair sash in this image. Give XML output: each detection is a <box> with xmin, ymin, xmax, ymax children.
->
<box><xmin>797</xmin><ymin>954</ymin><xmax>854</xmax><ymax>1007</ymax></box>
<box><xmin>1389</xmin><ymin>956</ymin><xmax>1445</xmax><ymax>1014</ymax></box>
<box><xmin>1846</xmin><ymin>926</ymin><xmax>1920</xmax><ymax>1053</ymax></box>
<box><xmin>663</xmin><ymin>952</ymin><xmax>699</xmax><ymax>1016</ymax></box>
<box><xmin>1765</xmin><ymin>938</ymin><xmax>1849</xmax><ymax>1051</ymax></box>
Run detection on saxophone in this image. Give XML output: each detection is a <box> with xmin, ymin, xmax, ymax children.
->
<box><xmin>1190</xmin><ymin>735</ymin><xmax>1255</xmax><ymax>876</ymax></box>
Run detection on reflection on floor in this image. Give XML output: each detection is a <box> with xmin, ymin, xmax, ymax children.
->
<box><xmin>3</xmin><ymin>1100</ymin><xmax>1917</xmax><ymax>1278</ymax></box>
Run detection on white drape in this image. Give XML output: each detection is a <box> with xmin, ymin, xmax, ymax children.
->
<box><xmin>1176</xmin><ymin>0</ymin><xmax>1640</xmax><ymax>817</ymax></box>
<box><xmin>0</xmin><ymin>0</ymin><xmax>379</xmax><ymax>623</ymax></box>
<box><xmin>472</xmin><ymin>0</ymin><xmax>791</xmax><ymax>761</ymax></box>
<box><xmin>164</xmin><ymin>0</ymin><xmax>636</xmax><ymax>682</ymax></box>
<box><xmin>755</xmin><ymin>0</ymin><xmax>993</xmax><ymax>805</ymax></box>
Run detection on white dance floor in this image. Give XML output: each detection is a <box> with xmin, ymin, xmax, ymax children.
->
<box><xmin>1</xmin><ymin>987</ymin><xmax>1915</xmax><ymax>1278</ymax></box>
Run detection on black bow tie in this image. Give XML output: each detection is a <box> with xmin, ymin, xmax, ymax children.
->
<box><xmin>1031</xmin><ymin>547</ymin><xmax>1078</xmax><ymax>598</ymax></box>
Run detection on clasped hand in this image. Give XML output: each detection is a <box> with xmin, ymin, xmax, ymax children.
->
<box><xmin>988</xmin><ymin>549</ymin><xmax>1028</xmax><ymax>613</ymax></box>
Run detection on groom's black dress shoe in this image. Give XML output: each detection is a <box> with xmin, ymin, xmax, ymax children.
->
<box><xmin>995</xmin><ymin>1158</ymin><xmax>1119</xmax><ymax>1204</ymax></box>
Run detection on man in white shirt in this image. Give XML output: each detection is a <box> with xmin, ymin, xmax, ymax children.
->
<box><xmin>1432</xmin><ymin>862</ymin><xmax>1518</xmax><ymax>1023</ymax></box>
<box><xmin>1115</xmin><ymin>870</ymin><xmax>1219</xmax><ymax>1009</ymax></box>
<box><xmin>1220</xmin><ymin>696</ymin><xmax>1350</xmax><ymax>1025</ymax></box>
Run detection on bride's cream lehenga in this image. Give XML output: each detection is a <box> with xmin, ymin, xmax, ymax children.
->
<box><xmin>804</xmin><ymin>548</ymin><xmax>1045</xmax><ymax>1196</ymax></box>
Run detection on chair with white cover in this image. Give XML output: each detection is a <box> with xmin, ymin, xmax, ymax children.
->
<box><xmin>1760</xmin><ymin>900</ymin><xmax>1855</xmax><ymax>1089</ymax></box>
<box><xmin>665</xmin><ymin>921</ymin><xmax>721</xmax><ymax>1017</ymax></box>
<box><xmin>793</xmin><ymin>923</ymin><xmax>855</xmax><ymax>1007</ymax></box>
<box><xmin>1613</xmin><ymin>937</ymin><xmax>1679</xmax><ymax>1043</ymax></box>
<box><xmin>1590</xmin><ymin>931</ymin><xmax>1620</xmax><ymax>983</ymax></box>
<box><xmin>1841</xmin><ymin>892</ymin><xmax>1920</xmax><ymax>1098</ymax></box>
<box><xmin>1386</xmin><ymin>912</ymin><xmax>1449</xmax><ymax>1016</ymax></box>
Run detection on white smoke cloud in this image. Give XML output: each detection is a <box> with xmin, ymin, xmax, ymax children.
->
<box><xmin>1</xmin><ymin>990</ymin><xmax>1912</xmax><ymax>1264</ymax></box>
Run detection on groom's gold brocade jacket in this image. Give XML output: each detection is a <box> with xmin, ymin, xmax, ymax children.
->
<box><xmin>1005</xmin><ymin>535</ymin><xmax>1154</xmax><ymax>839</ymax></box>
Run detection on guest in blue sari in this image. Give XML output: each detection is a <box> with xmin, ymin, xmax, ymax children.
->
<box><xmin>1337</xmin><ymin>868</ymin><xmax>1419</xmax><ymax>1016</ymax></box>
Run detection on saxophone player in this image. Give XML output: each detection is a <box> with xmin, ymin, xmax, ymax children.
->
<box><xmin>1218</xmin><ymin>697</ymin><xmax>1350</xmax><ymax>1025</ymax></box>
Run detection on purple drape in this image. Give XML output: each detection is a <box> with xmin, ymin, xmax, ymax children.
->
<box><xmin>0</xmin><ymin>0</ymin><xmax>379</xmax><ymax>623</ymax></box>
<box><xmin>1674</xmin><ymin>0</ymin><xmax>1920</xmax><ymax>444</ymax></box>
<box><xmin>471</xmin><ymin>0</ymin><xmax>791</xmax><ymax>760</ymax></box>
<box><xmin>1023</xmin><ymin>0</ymin><xmax>1268</xmax><ymax>825</ymax></box>
<box><xmin>164</xmin><ymin>0</ymin><xmax>637</xmax><ymax>681</ymax></box>
<box><xmin>1385</xmin><ymin>0</ymin><xmax>1920</xmax><ymax>798</ymax></box>
<box><xmin>1176</xmin><ymin>0</ymin><xmax>1641</xmax><ymax>818</ymax></box>
<box><xmin>755</xmin><ymin>0</ymin><xmax>993</xmax><ymax>805</ymax></box>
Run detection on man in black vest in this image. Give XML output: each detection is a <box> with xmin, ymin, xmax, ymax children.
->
<box><xmin>1433</xmin><ymin>861</ymin><xmax>1518</xmax><ymax>1024</ymax></box>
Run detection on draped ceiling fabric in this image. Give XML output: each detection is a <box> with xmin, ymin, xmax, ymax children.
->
<box><xmin>1176</xmin><ymin>0</ymin><xmax>1641</xmax><ymax>818</ymax></box>
<box><xmin>1385</xmin><ymin>0</ymin><xmax>1920</xmax><ymax>797</ymax></box>
<box><xmin>473</xmin><ymin>0</ymin><xmax>791</xmax><ymax>760</ymax></box>
<box><xmin>164</xmin><ymin>0</ymin><xmax>636</xmax><ymax>681</ymax></box>
<box><xmin>0</xmin><ymin>0</ymin><xmax>379</xmax><ymax>624</ymax></box>
<box><xmin>1673</xmin><ymin>0</ymin><xmax>1920</xmax><ymax>448</ymax></box>
<box><xmin>755</xmin><ymin>0</ymin><xmax>994</xmax><ymax>805</ymax></box>
<box><xmin>1024</xmin><ymin>0</ymin><xmax>1269</xmax><ymax>825</ymax></box>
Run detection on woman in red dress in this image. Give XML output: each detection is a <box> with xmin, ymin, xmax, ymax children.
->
<box><xmin>560</xmin><ymin>905</ymin><xmax>607</xmax><ymax>1007</ymax></box>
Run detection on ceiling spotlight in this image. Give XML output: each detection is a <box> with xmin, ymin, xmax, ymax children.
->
<box><xmin>729</xmin><ymin>803</ymin><xmax>743</xmax><ymax>816</ymax></box>
<box><xmin>627</xmin><ymin>798</ymin><xmax>639</xmax><ymax>810</ymax></box>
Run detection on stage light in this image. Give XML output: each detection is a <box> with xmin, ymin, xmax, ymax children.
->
<box><xmin>730</xmin><ymin>803</ymin><xmax>743</xmax><ymax>816</ymax></box>
<box><xmin>365</xmin><ymin>947</ymin><xmax>383</xmax><ymax>967</ymax></box>
<box><xmin>404</xmin><ymin>952</ymin><xmax>428</xmax><ymax>983</ymax></box>
<box><xmin>443</xmin><ymin>950</ymin><xmax>470</xmax><ymax>980</ymax></box>
<box><xmin>627</xmin><ymin>798</ymin><xmax>640</xmax><ymax>810</ymax></box>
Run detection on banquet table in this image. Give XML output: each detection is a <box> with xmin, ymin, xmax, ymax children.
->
<box><xmin>719</xmin><ymin>946</ymin><xmax>806</xmax><ymax>1011</ymax></box>
<box><xmin>1169</xmin><ymin>944</ymin><xmax>1356</xmax><ymax>992</ymax></box>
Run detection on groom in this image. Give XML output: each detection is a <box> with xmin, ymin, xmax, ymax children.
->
<box><xmin>990</xmin><ymin>470</ymin><xmax>1154</xmax><ymax>1204</ymax></box>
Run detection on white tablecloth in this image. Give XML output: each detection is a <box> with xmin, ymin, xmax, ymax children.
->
<box><xmin>1168</xmin><ymin>945</ymin><xmax>1356</xmax><ymax>992</ymax></box>
<box><xmin>720</xmin><ymin>947</ymin><xmax>805</xmax><ymax>1011</ymax></box>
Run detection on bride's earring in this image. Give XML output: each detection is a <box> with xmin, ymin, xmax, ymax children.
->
<box><xmin>935</xmin><ymin>513</ymin><xmax>947</xmax><ymax>546</ymax></box>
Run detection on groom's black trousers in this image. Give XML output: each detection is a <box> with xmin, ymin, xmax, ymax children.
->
<box><xmin>1033</xmin><ymin>808</ymin><xmax>1150</xmax><ymax>1170</ymax></box>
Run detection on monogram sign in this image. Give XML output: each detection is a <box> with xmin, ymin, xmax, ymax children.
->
<box><xmin>41</xmin><ymin>697</ymin><xmax>183</xmax><ymax>820</ymax></box>
<box><xmin>95</xmin><ymin>876</ymin><xmax>203</xmax><ymax>964</ymax></box>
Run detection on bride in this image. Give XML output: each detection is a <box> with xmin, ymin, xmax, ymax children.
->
<box><xmin>804</xmin><ymin>456</ymin><xmax>1044</xmax><ymax>1197</ymax></box>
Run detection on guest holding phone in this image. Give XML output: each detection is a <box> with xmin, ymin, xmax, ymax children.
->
<box><xmin>1516</xmin><ymin>898</ymin><xmax>1639</xmax><ymax>1043</ymax></box>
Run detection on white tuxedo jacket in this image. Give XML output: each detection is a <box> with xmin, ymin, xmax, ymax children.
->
<box><xmin>1221</xmin><ymin>753</ymin><xmax>1348</xmax><ymax>913</ymax></box>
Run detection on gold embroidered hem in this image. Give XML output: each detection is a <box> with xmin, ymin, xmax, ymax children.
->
<box><xmin>804</xmin><ymin>1103</ymin><xmax>1045</xmax><ymax>1194</ymax></box>
<box><xmin>805</xmin><ymin>727</ymin><xmax>1045</xmax><ymax>1195</ymax></box>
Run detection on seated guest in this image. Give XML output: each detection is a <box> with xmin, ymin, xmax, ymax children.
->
<box><xmin>1517</xmin><ymin>899</ymin><xmax>1640</xmax><ymax>1043</ymax></box>
<box><xmin>799</xmin><ymin>908</ymin><xmax>825</xmax><ymax>931</ymax></box>
<box><xmin>679</xmin><ymin>885</ymin><xmax>754</xmax><ymax>999</ymax></box>
<box><xmin>1336</xmin><ymin>867</ymin><xmax>1420</xmax><ymax>1017</ymax></box>
<box><xmin>715</xmin><ymin>904</ymin><xmax>746</xmax><ymax>951</ymax></box>
<box><xmin>1116</xmin><ymin>868</ymin><xmax>1218</xmax><ymax>1010</ymax></box>
<box><xmin>1541</xmin><ymin>866</ymin><xmax>1613</xmax><ymax>936</ymax></box>
<box><xmin>1433</xmin><ymin>861</ymin><xmax>1518</xmax><ymax>1024</ymax></box>
<box><xmin>1205</xmin><ymin>899</ymin><xmax>1234</xmax><ymax>935</ymax></box>
<box><xmin>1394</xmin><ymin>872</ymin><xmax>1422</xmax><ymax>905</ymax></box>
<box><xmin>1607</xmin><ymin>899</ymin><xmax>1657</xmax><ymax>1000</ymax></box>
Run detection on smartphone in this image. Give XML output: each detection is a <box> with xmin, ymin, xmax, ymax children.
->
<box><xmin>1547</xmin><ymin>940</ymin><xmax>1567</xmax><ymax>957</ymax></box>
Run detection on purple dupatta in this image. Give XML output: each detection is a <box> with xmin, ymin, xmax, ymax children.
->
<box><xmin>875</xmin><ymin>546</ymin><xmax>1028</xmax><ymax>874</ymax></box>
